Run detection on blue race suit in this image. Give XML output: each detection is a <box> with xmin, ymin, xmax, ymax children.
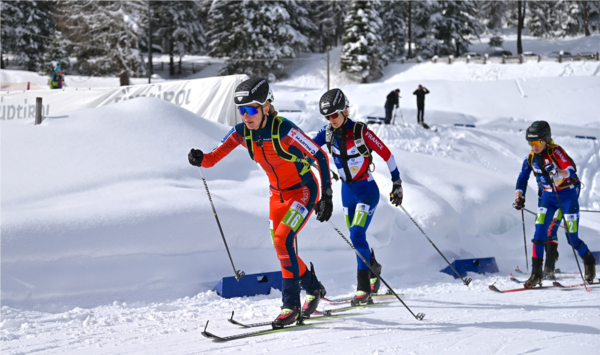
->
<box><xmin>313</xmin><ymin>119</ymin><xmax>400</xmax><ymax>269</ymax></box>
<box><xmin>515</xmin><ymin>145</ymin><xmax>588</xmax><ymax>258</ymax></box>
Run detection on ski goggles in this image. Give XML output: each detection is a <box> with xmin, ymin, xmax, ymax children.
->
<box><xmin>238</xmin><ymin>105</ymin><xmax>261</xmax><ymax>116</ymax></box>
<box><xmin>325</xmin><ymin>110</ymin><xmax>344</xmax><ymax>120</ymax></box>
<box><xmin>528</xmin><ymin>140</ymin><xmax>544</xmax><ymax>147</ymax></box>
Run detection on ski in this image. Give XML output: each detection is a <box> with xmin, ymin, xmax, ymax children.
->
<box><xmin>201</xmin><ymin>319</ymin><xmax>331</xmax><ymax>342</ymax></box>
<box><xmin>323</xmin><ymin>290</ymin><xmax>401</xmax><ymax>305</ymax></box>
<box><xmin>509</xmin><ymin>273</ymin><xmax>577</xmax><ymax>284</ymax></box>
<box><xmin>227</xmin><ymin>310</ymin><xmax>363</xmax><ymax>328</ymax></box>
<box><xmin>488</xmin><ymin>283</ymin><xmax>557</xmax><ymax>293</ymax></box>
<box><xmin>312</xmin><ymin>301</ymin><xmax>394</xmax><ymax>316</ymax></box>
<box><xmin>553</xmin><ymin>280</ymin><xmax>599</xmax><ymax>288</ymax></box>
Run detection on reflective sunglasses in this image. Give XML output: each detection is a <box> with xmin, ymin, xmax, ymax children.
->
<box><xmin>325</xmin><ymin>110</ymin><xmax>344</xmax><ymax>120</ymax></box>
<box><xmin>528</xmin><ymin>140</ymin><xmax>544</xmax><ymax>147</ymax></box>
<box><xmin>238</xmin><ymin>105</ymin><xmax>260</xmax><ymax>116</ymax></box>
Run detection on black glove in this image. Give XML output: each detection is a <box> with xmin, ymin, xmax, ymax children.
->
<box><xmin>513</xmin><ymin>196</ymin><xmax>525</xmax><ymax>211</ymax></box>
<box><xmin>390</xmin><ymin>179</ymin><xmax>403</xmax><ymax>206</ymax></box>
<box><xmin>314</xmin><ymin>189</ymin><xmax>333</xmax><ymax>222</ymax></box>
<box><xmin>188</xmin><ymin>148</ymin><xmax>204</xmax><ymax>167</ymax></box>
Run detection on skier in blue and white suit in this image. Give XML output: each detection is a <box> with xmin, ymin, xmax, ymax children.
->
<box><xmin>311</xmin><ymin>89</ymin><xmax>404</xmax><ymax>306</ymax></box>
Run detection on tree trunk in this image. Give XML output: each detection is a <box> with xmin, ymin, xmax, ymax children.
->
<box><xmin>408</xmin><ymin>1</ymin><xmax>412</xmax><ymax>58</ymax></box>
<box><xmin>582</xmin><ymin>1</ymin><xmax>590</xmax><ymax>36</ymax></box>
<box><xmin>517</xmin><ymin>1</ymin><xmax>524</xmax><ymax>54</ymax></box>
<box><xmin>169</xmin><ymin>38</ymin><xmax>174</xmax><ymax>76</ymax></box>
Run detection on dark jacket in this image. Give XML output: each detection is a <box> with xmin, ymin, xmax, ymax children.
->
<box><xmin>384</xmin><ymin>91</ymin><xmax>399</xmax><ymax>108</ymax></box>
<box><xmin>413</xmin><ymin>88</ymin><xmax>430</xmax><ymax>105</ymax></box>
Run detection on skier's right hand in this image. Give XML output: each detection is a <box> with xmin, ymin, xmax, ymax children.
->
<box><xmin>188</xmin><ymin>148</ymin><xmax>204</xmax><ymax>167</ymax></box>
<box><xmin>314</xmin><ymin>189</ymin><xmax>333</xmax><ymax>222</ymax></box>
<box><xmin>513</xmin><ymin>196</ymin><xmax>525</xmax><ymax>211</ymax></box>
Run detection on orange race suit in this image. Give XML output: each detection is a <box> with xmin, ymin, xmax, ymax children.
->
<box><xmin>201</xmin><ymin>115</ymin><xmax>332</xmax><ymax>307</ymax></box>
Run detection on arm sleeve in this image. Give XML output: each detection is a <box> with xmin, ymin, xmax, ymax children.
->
<box><xmin>413</xmin><ymin>90</ymin><xmax>418</xmax><ymax>95</ymax></box>
<box><xmin>311</xmin><ymin>126</ymin><xmax>327</xmax><ymax>147</ymax></box>
<box><xmin>362</xmin><ymin>127</ymin><xmax>400</xmax><ymax>182</ymax></box>
<box><xmin>515</xmin><ymin>158</ymin><xmax>532</xmax><ymax>195</ymax></box>
<box><xmin>201</xmin><ymin>127</ymin><xmax>245</xmax><ymax>168</ymax></box>
<box><xmin>285</xmin><ymin>124</ymin><xmax>332</xmax><ymax>191</ymax></box>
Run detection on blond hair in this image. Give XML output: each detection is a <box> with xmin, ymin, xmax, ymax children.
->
<box><xmin>267</xmin><ymin>100</ymin><xmax>278</xmax><ymax>117</ymax></box>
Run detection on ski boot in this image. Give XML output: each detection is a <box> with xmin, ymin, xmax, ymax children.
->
<box><xmin>544</xmin><ymin>242</ymin><xmax>559</xmax><ymax>280</ymax></box>
<box><xmin>582</xmin><ymin>250</ymin><xmax>597</xmax><ymax>283</ymax></box>
<box><xmin>524</xmin><ymin>257</ymin><xmax>544</xmax><ymax>288</ymax></box>
<box><xmin>351</xmin><ymin>269</ymin><xmax>373</xmax><ymax>306</ymax></box>
<box><xmin>302</xmin><ymin>282</ymin><xmax>326</xmax><ymax>318</ymax></box>
<box><xmin>369</xmin><ymin>248</ymin><xmax>382</xmax><ymax>294</ymax></box>
<box><xmin>273</xmin><ymin>306</ymin><xmax>299</xmax><ymax>328</ymax></box>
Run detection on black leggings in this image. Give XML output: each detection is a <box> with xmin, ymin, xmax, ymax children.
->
<box><xmin>417</xmin><ymin>104</ymin><xmax>425</xmax><ymax>123</ymax></box>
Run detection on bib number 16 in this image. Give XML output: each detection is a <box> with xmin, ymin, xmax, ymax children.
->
<box><xmin>282</xmin><ymin>201</ymin><xmax>309</xmax><ymax>232</ymax></box>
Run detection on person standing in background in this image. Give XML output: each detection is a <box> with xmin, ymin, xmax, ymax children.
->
<box><xmin>384</xmin><ymin>89</ymin><xmax>400</xmax><ymax>124</ymax></box>
<box><xmin>413</xmin><ymin>85</ymin><xmax>430</xmax><ymax>125</ymax></box>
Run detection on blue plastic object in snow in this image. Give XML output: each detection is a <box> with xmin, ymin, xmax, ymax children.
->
<box><xmin>575</xmin><ymin>135</ymin><xmax>597</xmax><ymax>140</ymax></box>
<box><xmin>213</xmin><ymin>271</ymin><xmax>283</xmax><ymax>299</ymax></box>
<box><xmin>440</xmin><ymin>257</ymin><xmax>499</xmax><ymax>279</ymax></box>
<box><xmin>592</xmin><ymin>251</ymin><xmax>600</xmax><ymax>265</ymax></box>
<box><xmin>454</xmin><ymin>123</ymin><xmax>476</xmax><ymax>128</ymax></box>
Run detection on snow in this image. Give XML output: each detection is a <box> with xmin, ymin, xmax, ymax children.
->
<box><xmin>2</xmin><ymin>38</ymin><xmax>600</xmax><ymax>354</ymax></box>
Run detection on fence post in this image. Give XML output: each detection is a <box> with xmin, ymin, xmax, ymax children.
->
<box><xmin>483</xmin><ymin>55</ymin><xmax>487</xmax><ymax>64</ymax></box>
<box><xmin>519</xmin><ymin>54</ymin><xmax>523</xmax><ymax>64</ymax></box>
<box><xmin>597</xmin><ymin>52</ymin><xmax>599</xmax><ymax>61</ymax></box>
<box><xmin>538</xmin><ymin>54</ymin><xmax>541</xmax><ymax>63</ymax></box>
<box><xmin>35</xmin><ymin>97</ymin><xmax>43</xmax><ymax>125</ymax></box>
<box><xmin>558</xmin><ymin>54</ymin><xmax>562</xmax><ymax>63</ymax></box>
<box><xmin>466</xmin><ymin>56</ymin><xmax>469</xmax><ymax>64</ymax></box>
<box><xmin>577</xmin><ymin>53</ymin><xmax>581</xmax><ymax>61</ymax></box>
<box><xmin>27</xmin><ymin>82</ymin><xmax>31</xmax><ymax>90</ymax></box>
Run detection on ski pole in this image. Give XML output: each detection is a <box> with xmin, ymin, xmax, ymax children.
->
<box><xmin>520</xmin><ymin>209</ymin><xmax>529</xmax><ymax>272</ymax></box>
<box><xmin>326</xmin><ymin>220</ymin><xmax>425</xmax><ymax>321</ymax></box>
<box><xmin>311</xmin><ymin>162</ymin><xmax>339</xmax><ymax>181</ymax></box>
<box><xmin>540</xmin><ymin>163</ymin><xmax>588</xmax><ymax>290</ymax></box>
<box><xmin>524</xmin><ymin>207</ymin><xmax>565</xmax><ymax>229</ymax></box>
<box><xmin>400</xmin><ymin>206</ymin><xmax>472</xmax><ymax>286</ymax></box>
<box><xmin>198</xmin><ymin>167</ymin><xmax>245</xmax><ymax>281</ymax></box>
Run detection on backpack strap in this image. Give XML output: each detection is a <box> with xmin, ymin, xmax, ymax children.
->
<box><xmin>352</xmin><ymin>122</ymin><xmax>371</xmax><ymax>158</ymax></box>
<box><xmin>243</xmin><ymin>125</ymin><xmax>255</xmax><ymax>161</ymax></box>
<box><xmin>272</xmin><ymin>116</ymin><xmax>311</xmax><ymax>176</ymax></box>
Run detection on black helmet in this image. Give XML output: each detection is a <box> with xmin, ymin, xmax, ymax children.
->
<box><xmin>319</xmin><ymin>88</ymin><xmax>349</xmax><ymax>116</ymax></box>
<box><xmin>526</xmin><ymin>121</ymin><xmax>551</xmax><ymax>141</ymax></box>
<box><xmin>234</xmin><ymin>77</ymin><xmax>274</xmax><ymax>106</ymax></box>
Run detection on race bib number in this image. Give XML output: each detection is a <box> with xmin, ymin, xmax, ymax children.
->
<box><xmin>352</xmin><ymin>203</ymin><xmax>371</xmax><ymax>227</ymax></box>
<box><xmin>565</xmin><ymin>214</ymin><xmax>579</xmax><ymax>233</ymax></box>
<box><xmin>535</xmin><ymin>207</ymin><xmax>547</xmax><ymax>225</ymax></box>
<box><xmin>282</xmin><ymin>201</ymin><xmax>309</xmax><ymax>232</ymax></box>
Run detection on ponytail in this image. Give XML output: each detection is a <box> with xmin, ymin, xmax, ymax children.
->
<box><xmin>268</xmin><ymin>100</ymin><xmax>278</xmax><ymax>117</ymax></box>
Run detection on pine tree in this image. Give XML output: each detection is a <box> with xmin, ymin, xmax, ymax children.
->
<box><xmin>0</xmin><ymin>0</ymin><xmax>54</xmax><ymax>71</ymax></box>
<box><xmin>314</xmin><ymin>0</ymin><xmax>350</xmax><ymax>52</ymax></box>
<box><xmin>528</xmin><ymin>1</ymin><xmax>569</xmax><ymax>38</ymax></box>
<box><xmin>412</xmin><ymin>0</ymin><xmax>438</xmax><ymax>58</ymax></box>
<box><xmin>42</xmin><ymin>30</ymin><xmax>71</xmax><ymax>75</ymax></box>
<box><xmin>340</xmin><ymin>0</ymin><xmax>384</xmax><ymax>83</ymax></box>
<box><xmin>153</xmin><ymin>1</ymin><xmax>206</xmax><ymax>76</ymax></box>
<box><xmin>477</xmin><ymin>1</ymin><xmax>509</xmax><ymax>32</ymax></box>
<box><xmin>284</xmin><ymin>0</ymin><xmax>318</xmax><ymax>53</ymax></box>
<box><xmin>380</xmin><ymin>0</ymin><xmax>407</xmax><ymax>60</ymax></box>
<box><xmin>59</xmin><ymin>1</ymin><xmax>147</xmax><ymax>85</ymax></box>
<box><xmin>432</xmin><ymin>1</ymin><xmax>482</xmax><ymax>56</ymax></box>
<box><xmin>209</xmin><ymin>1</ymin><xmax>295</xmax><ymax>80</ymax></box>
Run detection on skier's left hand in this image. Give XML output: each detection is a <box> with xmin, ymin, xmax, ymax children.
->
<box><xmin>314</xmin><ymin>189</ymin><xmax>333</xmax><ymax>222</ymax></box>
<box><xmin>390</xmin><ymin>179</ymin><xmax>403</xmax><ymax>206</ymax></box>
<box><xmin>544</xmin><ymin>162</ymin><xmax>557</xmax><ymax>176</ymax></box>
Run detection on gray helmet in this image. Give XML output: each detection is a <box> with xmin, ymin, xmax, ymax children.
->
<box><xmin>234</xmin><ymin>77</ymin><xmax>274</xmax><ymax>106</ymax></box>
<box><xmin>319</xmin><ymin>88</ymin><xmax>349</xmax><ymax>116</ymax></box>
<box><xmin>526</xmin><ymin>120</ymin><xmax>551</xmax><ymax>141</ymax></box>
